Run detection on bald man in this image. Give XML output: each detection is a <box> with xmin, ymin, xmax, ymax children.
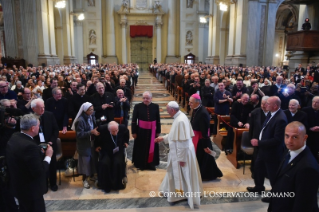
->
<box><xmin>247</xmin><ymin>96</ymin><xmax>288</xmax><ymax>202</ymax></box>
<box><xmin>268</xmin><ymin>122</ymin><xmax>319</xmax><ymax>212</ymax></box>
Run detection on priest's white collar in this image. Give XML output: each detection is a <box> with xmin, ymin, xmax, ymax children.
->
<box><xmin>173</xmin><ymin>110</ymin><xmax>181</xmax><ymax>119</ymax></box>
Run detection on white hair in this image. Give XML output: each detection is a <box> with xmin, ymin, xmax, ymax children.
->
<box><xmin>31</xmin><ymin>98</ymin><xmax>44</xmax><ymax>108</ymax></box>
<box><xmin>108</xmin><ymin>121</ymin><xmax>119</xmax><ymax>130</ymax></box>
<box><xmin>143</xmin><ymin>91</ymin><xmax>152</xmax><ymax>98</ymax></box>
<box><xmin>289</xmin><ymin>99</ymin><xmax>299</xmax><ymax>105</ymax></box>
<box><xmin>261</xmin><ymin>96</ymin><xmax>269</xmax><ymax>102</ymax></box>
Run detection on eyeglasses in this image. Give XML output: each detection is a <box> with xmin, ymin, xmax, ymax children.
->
<box><xmin>0</xmin><ymin>85</ymin><xmax>7</xmax><ymax>89</ymax></box>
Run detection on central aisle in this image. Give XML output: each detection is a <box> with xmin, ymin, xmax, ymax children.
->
<box><xmin>44</xmin><ymin>69</ymin><xmax>270</xmax><ymax>211</ymax></box>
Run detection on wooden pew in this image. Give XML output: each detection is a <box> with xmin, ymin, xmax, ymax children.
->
<box><xmin>226</xmin><ymin>128</ymin><xmax>249</xmax><ymax>169</ymax></box>
<box><xmin>213</xmin><ymin>115</ymin><xmax>230</xmax><ymax>150</ymax></box>
<box><xmin>114</xmin><ymin>117</ymin><xmax>123</xmax><ymax>124</ymax></box>
<box><xmin>59</xmin><ymin>131</ymin><xmax>76</xmax><ymax>158</ymax></box>
<box><xmin>206</xmin><ymin>107</ymin><xmax>215</xmax><ymax>125</ymax></box>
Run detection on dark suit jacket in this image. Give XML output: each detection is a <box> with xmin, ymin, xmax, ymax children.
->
<box><xmin>34</xmin><ymin>111</ymin><xmax>59</xmax><ymax>150</ymax></box>
<box><xmin>268</xmin><ymin>147</ymin><xmax>319</xmax><ymax>212</ymax></box>
<box><xmin>95</xmin><ymin>124</ymin><xmax>129</xmax><ymax>157</ymax></box>
<box><xmin>249</xmin><ymin>108</ymin><xmax>267</xmax><ymax>140</ymax></box>
<box><xmin>284</xmin><ymin>110</ymin><xmax>308</xmax><ymax>128</ymax></box>
<box><xmin>91</xmin><ymin>92</ymin><xmax>115</xmax><ymax>122</ymax></box>
<box><xmin>258</xmin><ymin>109</ymin><xmax>288</xmax><ymax>162</ymax></box>
<box><xmin>42</xmin><ymin>87</ymin><xmax>52</xmax><ymax>103</ymax></box>
<box><xmin>6</xmin><ymin>132</ymin><xmax>49</xmax><ymax>200</ymax></box>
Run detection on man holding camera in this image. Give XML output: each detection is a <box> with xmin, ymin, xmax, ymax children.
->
<box><xmin>6</xmin><ymin>114</ymin><xmax>53</xmax><ymax>212</ymax></box>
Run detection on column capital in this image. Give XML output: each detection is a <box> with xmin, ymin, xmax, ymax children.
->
<box><xmin>74</xmin><ymin>21</ymin><xmax>83</xmax><ymax>26</ymax></box>
<box><xmin>155</xmin><ymin>22</ymin><xmax>163</xmax><ymax>28</ymax></box>
<box><xmin>120</xmin><ymin>20</ymin><xmax>127</xmax><ymax>27</ymax></box>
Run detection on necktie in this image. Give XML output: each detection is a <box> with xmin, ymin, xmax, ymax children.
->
<box><xmin>282</xmin><ymin>153</ymin><xmax>291</xmax><ymax>169</ymax></box>
<box><xmin>262</xmin><ymin>113</ymin><xmax>272</xmax><ymax>128</ymax></box>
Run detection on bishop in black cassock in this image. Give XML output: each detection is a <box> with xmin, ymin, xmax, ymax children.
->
<box><xmin>131</xmin><ymin>92</ymin><xmax>161</xmax><ymax>170</ymax></box>
<box><xmin>190</xmin><ymin>94</ymin><xmax>223</xmax><ymax>180</ymax></box>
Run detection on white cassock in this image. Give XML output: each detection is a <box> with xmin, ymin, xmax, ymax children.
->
<box><xmin>159</xmin><ymin>110</ymin><xmax>203</xmax><ymax>209</ymax></box>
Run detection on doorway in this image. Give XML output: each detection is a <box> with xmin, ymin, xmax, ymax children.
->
<box><xmin>130</xmin><ymin>37</ymin><xmax>152</xmax><ymax>71</ymax></box>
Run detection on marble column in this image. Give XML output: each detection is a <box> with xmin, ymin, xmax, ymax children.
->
<box><xmin>74</xmin><ymin>21</ymin><xmax>84</xmax><ymax>64</ymax></box>
<box><xmin>102</xmin><ymin>0</ymin><xmax>117</xmax><ymax>63</ymax></box>
<box><xmin>20</xmin><ymin>0</ymin><xmax>39</xmax><ymax>65</ymax></box>
<box><xmin>167</xmin><ymin>0</ymin><xmax>176</xmax><ymax>57</ymax></box>
<box><xmin>245</xmin><ymin>0</ymin><xmax>259</xmax><ymax>66</ymax></box>
<box><xmin>47</xmin><ymin>0</ymin><xmax>59</xmax><ymax>64</ymax></box>
<box><xmin>233</xmin><ymin>0</ymin><xmax>247</xmax><ymax>66</ymax></box>
<box><xmin>205</xmin><ymin>0</ymin><xmax>213</xmax><ymax>64</ymax></box>
<box><xmin>156</xmin><ymin>21</ymin><xmax>162</xmax><ymax>63</ymax></box>
<box><xmin>37</xmin><ymin>0</ymin><xmax>59</xmax><ymax>66</ymax></box>
<box><xmin>198</xmin><ymin>23</ymin><xmax>206</xmax><ymax>63</ymax></box>
<box><xmin>225</xmin><ymin>3</ymin><xmax>236</xmax><ymax>65</ymax></box>
<box><xmin>264</xmin><ymin>2</ymin><xmax>277</xmax><ymax>66</ymax></box>
<box><xmin>210</xmin><ymin>2</ymin><xmax>221</xmax><ymax>64</ymax></box>
<box><xmin>0</xmin><ymin>27</ymin><xmax>5</xmax><ymax>57</ymax></box>
<box><xmin>62</xmin><ymin>1</ymin><xmax>77</xmax><ymax>64</ymax></box>
<box><xmin>2</xmin><ymin>0</ymin><xmax>18</xmax><ymax>58</ymax></box>
<box><xmin>120</xmin><ymin>17</ymin><xmax>127</xmax><ymax>64</ymax></box>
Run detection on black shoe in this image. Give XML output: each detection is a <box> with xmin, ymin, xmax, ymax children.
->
<box><xmin>225</xmin><ymin>149</ymin><xmax>233</xmax><ymax>155</ymax></box>
<box><xmin>246</xmin><ymin>187</ymin><xmax>264</xmax><ymax>194</ymax></box>
<box><xmin>50</xmin><ymin>185</ymin><xmax>58</xmax><ymax>192</ymax></box>
<box><xmin>261</xmin><ymin>197</ymin><xmax>270</xmax><ymax>203</ymax></box>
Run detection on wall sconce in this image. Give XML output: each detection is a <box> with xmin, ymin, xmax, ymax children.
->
<box><xmin>216</xmin><ymin>0</ymin><xmax>237</xmax><ymax>12</ymax></box>
<box><xmin>54</xmin><ymin>0</ymin><xmax>66</xmax><ymax>9</ymax></box>
<box><xmin>70</xmin><ymin>10</ymin><xmax>85</xmax><ymax>21</ymax></box>
<box><xmin>199</xmin><ymin>16</ymin><xmax>207</xmax><ymax>23</ymax></box>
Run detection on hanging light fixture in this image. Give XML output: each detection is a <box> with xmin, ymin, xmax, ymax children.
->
<box><xmin>55</xmin><ymin>0</ymin><xmax>66</xmax><ymax>9</ymax></box>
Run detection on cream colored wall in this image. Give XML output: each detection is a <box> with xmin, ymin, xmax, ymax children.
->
<box><xmin>82</xmin><ymin>0</ymin><xmax>102</xmax><ymax>63</ymax></box>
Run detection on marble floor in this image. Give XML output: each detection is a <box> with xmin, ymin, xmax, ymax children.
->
<box><xmin>45</xmin><ymin>70</ymin><xmax>273</xmax><ymax>211</ymax></box>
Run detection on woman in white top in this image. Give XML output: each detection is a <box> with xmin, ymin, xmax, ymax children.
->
<box><xmin>243</xmin><ymin>76</ymin><xmax>251</xmax><ymax>87</ymax></box>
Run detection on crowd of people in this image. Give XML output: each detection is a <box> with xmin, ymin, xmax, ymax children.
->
<box><xmin>151</xmin><ymin>62</ymin><xmax>319</xmax><ymax>211</ymax></box>
<box><xmin>0</xmin><ymin>61</ymin><xmax>319</xmax><ymax>211</ymax></box>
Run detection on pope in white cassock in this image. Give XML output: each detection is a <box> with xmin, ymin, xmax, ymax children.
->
<box><xmin>155</xmin><ymin>101</ymin><xmax>203</xmax><ymax>209</ymax></box>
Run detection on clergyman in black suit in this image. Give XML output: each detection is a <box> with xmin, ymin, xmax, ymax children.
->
<box><xmin>268</xmin><ymin>121</ymin><xmax>319</xmax><ymax>212</ymax></box>
<box><xmin>247</xmin><ymin>96</ymin><xmax>288</xmax><ymax>202</ymax></box>
<box><xmin>6</xmin><ymin>114</ymin><xmax>54</xmax><ymax>212</ymax></box>
<box><xmin>249</xmin><ymin>96</ymin><xmax>269</xmax><ymax>175</ymax></box>
<box><xmin>302</xmin><ymin>96</ymin><xmax>319</xmax><ymax>161</ymax></box>
<box><xmin>284</xmin><ymin>99</ymin><xmax>308</xmax><ymax>128</ymax></box>
<box><xmin>31</xmin><ymin>98</ymin><xmax>59</xmax><ymax>192</ymax></box>
<box><xmin>95</xmin><ymin>121</ymin><xmax>129</xmax><ymax>193</ymax></box>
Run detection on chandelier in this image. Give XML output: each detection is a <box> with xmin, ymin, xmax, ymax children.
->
<box><xmin>215</xmin><ymin>0</ymin><xmax>237</xmax><ymax>12</ymax></box>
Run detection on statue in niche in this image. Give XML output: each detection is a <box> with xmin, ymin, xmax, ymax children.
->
<box><xmin>89</xmin><ymin>30</ymin><xmax>96</xmax><ymax>45</ymax></box>
<box><xmin>186</xmin><ymin>31</ymin><xmax>193</xmax><ymax>45</ymax></box>
<box><xmin>87</xmin><ymin>0</ymin><xmax>95</xmax><ymax>6</ymax></box>
<box><xmin>154</xmin><ymin>0</ymin><xmax>163</xmax><ymax>13</ymax></box>
<box><xmin>187</xmin><ymin>0</ymin><xmax>194</xmax><ymax>8</ymax></box>
<box><xmin>121</xmin><ymin>0</ymin><xmax>129</xmax><ymax>12</ymax></box>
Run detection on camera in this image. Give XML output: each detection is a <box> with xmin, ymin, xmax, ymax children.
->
<box><xmin>39</xmin><ymin>143</ymin><xmax>48</xmax><ymax>152</ymax></box>
<box><xmin>100</xmin><ymin>116</ymin><xmax>107</xmax><ymax>122</ymax></box>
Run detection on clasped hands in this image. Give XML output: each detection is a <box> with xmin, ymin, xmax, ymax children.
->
<box><xmin>102</xmin><ymin>103</ymin><xmax>113</xmax><ymax>109</ymax></box>
<box><xmin>310</xmin><ymin>126</ymin><xmax>319</xmax><ymax>132</ymax></box>
<box><xmin>238</xmin><ymin>122</ymin><xmax>250</xmax><ymax>129</ymax></box>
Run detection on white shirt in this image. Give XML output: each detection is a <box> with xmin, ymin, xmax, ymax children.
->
<box><xmin>291</xmin><ymin>111</ymin><xmax>296</xmax><ymax>117</ymax></box>
<box><xmin>259</xmin><ymin>108</ymin><xmax>280</xmax><ymax>140</ymax></box>
<box><xmin>288</xmin><ymin>145</ymin><xmax>306</xmax><ymax>163</ymax></box>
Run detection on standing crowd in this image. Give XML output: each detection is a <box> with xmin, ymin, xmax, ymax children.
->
<box><xmin>0</xmin><ymin>61</ymin><xmax>319</xmax><ymax>211</ymax></box>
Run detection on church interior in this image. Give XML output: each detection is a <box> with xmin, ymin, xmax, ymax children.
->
<box><xmin>0</xmin><ymin>0</ymin><xmax>319</xmax><ymax>211</ymax></box>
